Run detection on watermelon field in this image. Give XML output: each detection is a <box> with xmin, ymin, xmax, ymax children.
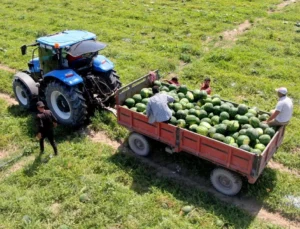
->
<box><xmin>0</xmin><ymin>0</ymin><xmax>300</xmax><ymax>228</ymax></box>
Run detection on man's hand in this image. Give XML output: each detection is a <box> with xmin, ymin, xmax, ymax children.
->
<box><xmin>36</xmin><ymin>133</ymin><xmax>42</xmax><ymax>140</ymax></box>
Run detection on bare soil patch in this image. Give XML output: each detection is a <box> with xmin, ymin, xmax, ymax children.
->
<box><xmin>268</xmin><ymin>160</ymin><xmax>300</xmax><ymax>177</ymax></box>
<box><xmin>0</xmin><ymin>93</ymin><xmax>18</xmax><ymax>105</ymax></box>
<box><xmin>0</xmin><ymin>64</ymin><xmax>16</xmax><ymax>73</ymax></box>
<box><xmin>269</xmin><ymin>0</ymin><xmax>297</xmax><ymax>13</ymax></box>
<box><xmin>0</xmin><ymin>156</ymin><xmax>34</xmax><ymax>180</ymax></box>
<box><xmin>88</xmin><ymin>130</ymin><xmax>122</xmax><ymax>150</ymax></box>
<box><xmin>222</xmin><ymin>20</ymin><xmax>252</xmax><ymax>42</ymax></box>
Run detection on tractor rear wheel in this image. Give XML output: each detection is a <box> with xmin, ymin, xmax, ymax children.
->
<box><xmin>13</xmin><ymin>80</ymin><xmax>35</xmax><ymax>109</ymax></box>
<box><xmin>45</xmin><ymin>81</ymin><xmax>87</xmax><ymax>126</ymax></box>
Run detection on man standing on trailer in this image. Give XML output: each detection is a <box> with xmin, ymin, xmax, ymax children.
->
<box><xmin>146</xmin><ymin>86</ymin><xmax>174</xmax><ymax>124</ymax></box>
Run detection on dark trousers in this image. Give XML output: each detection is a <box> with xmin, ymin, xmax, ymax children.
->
<box><xmin>39</xmin><ymin>131</ymin><xmax>58</xmax><ymax>155</ymax></box>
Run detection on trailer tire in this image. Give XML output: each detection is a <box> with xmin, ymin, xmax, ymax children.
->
<box><xmin>13</xmin><ymin>80</ymin><xmax>35</xmax><ymax>109</ymax></box>
<box><xmin>45</xmin><ymin>81</ymin><xmax>87</xmax><ymax>126</ymax></box>
<box><xmin>128</xmin><ymin>133</ymin><xmax>150</xmax><ymax>156</ymax></box>
<box><xmin>210</xmin><ymin>168</ymin><xmax>242</xmax><ymax>196</ymax></box>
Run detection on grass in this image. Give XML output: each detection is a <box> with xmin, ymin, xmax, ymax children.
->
<box><xmin>0</xmin><ymin>0</ymin><xmax>299</xmax><ymax>228</ymax></box>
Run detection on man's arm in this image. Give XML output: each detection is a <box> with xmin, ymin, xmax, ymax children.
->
<box><xmin>166</xmin><ymin>95</ymin><xmax>175</xmax><ymax>103</ymax></box>
<box><xmin>266</xmin><ymin>110</ymin><xmax>280</xmax><ymax>124</ymax></box>
<box><xmin>50</xmin><ymin>111</ymin><xmax>58</xmax><ymax>127</ymax></box>
<box><xmin>36</xmin><ymin>115</ymin><xmax>43</xmax><ymax>139</ymax></box>
<box><xmin>146</xmin><ymin>102</ymin><xmax>151</xmax><ymax>117</ymax></box>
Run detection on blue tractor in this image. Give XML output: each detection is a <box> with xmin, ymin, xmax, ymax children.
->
<box><xmin>13</xmin><ymin>30</ymin><xmax>121</xmax><ymax>126</ymax></box>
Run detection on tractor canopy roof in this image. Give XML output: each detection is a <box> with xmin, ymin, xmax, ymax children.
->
<box><xmin>36</xmin><ymin>30</ymin><xmax>96</xmax><ymax>48</ymax></box>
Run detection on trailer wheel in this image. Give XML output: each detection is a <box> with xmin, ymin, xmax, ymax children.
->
<box><xmin>210</xmin><ymin>168</ymin><xmax>242</xmax><ymax>196</ymax></box>
<box><xmin>13</xmin><ymin>80</ymin><xmax>35</xmax><ymax>109</ymax></box>
<box><xmin>128</xmin><ymin>133</ymin><xmax>150</xmax><ymax>156</ymax></box>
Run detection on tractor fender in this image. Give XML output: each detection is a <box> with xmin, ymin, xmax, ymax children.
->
<box><xmin>13</xmin><ymin>72</ymin><xmax>39</xmax><ymax>96</ymax></box>
<box><xmin>93</xmin><ymin>55</ymin><xmax>114</xmax><ymax>72</ymax></box>
<box><xmin>43</xmin><ymin>69</ymin><xmax>83</xmax><ymax>86</ymax></box>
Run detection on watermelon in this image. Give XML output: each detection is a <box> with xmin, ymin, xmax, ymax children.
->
<box><xmin>200</xmin><ymin>121</ymin><xmax>211</xmax><ymax>129</ymax></box>
<box><xmin>212</xmin><ymin>133</ymin><xmax>225</xmax><ymax>142</ymax></box>
<box><xmin>229</xmin><ymin>107</ymin><xmax>238</xmax><ymax>118</ymax></box>
<box><xmin>237</xmin><ymin>115</ymin><xmax>249</xmax><ymax>125</ymax></box>
<box><xmin>211</xmin><ymin>115</ymin><xmax>220</xmax><ymax>125</ymax></box>
<box><xmin>252</xmin><ymin>149</ymin><xmax>262</xmax><ymax>155</ymax></box>
<box><xmin>136</xmin><ymin>103</ymin><xmax>147</xmax><ymax>112</ymax></box>
<box><xmin>173</xmin><ymin>103</ymin><xmax>183</xmax><ymax>112</ymax></box>
<box><xmin>171</xmin><ymin>109</ymin><xmax>176</xmax><ymax>116</ymax></box>
<box><xmin>239</xmin><ymin>129</ymin><xmax>247</xmax><ymax>135</ymax></box>
<box><xmin>122</xmin><ymin>105</ymin><xmax>128</xmax><ymax>109</ymax></box>
<box><xmin>177</xmin><ymin>92</ymin><xmax>185</xmax><ymax>99</ymax></box>
<box><xmin>176</xmin><ymin>110</ymin><xmax>187</xmax><ymax>119</ymax></box>
<box><xmin>180</xmin><ymin>98</ymin><xmax>189</xmax><ymax>105</ymax></box>
<box><xmin>212</xmin><ymin>94</ymin><xmax>220</xmax><ymax>99</ymax></box>
<box><xmin>231</xmin><ymin>132</ymin><xmax>239</xmax><ymax>140</ymax></box>
<box><xmin>240</xmin><ymin>145</ymin><xmax>251</xmax><ymax>152</ymax></box>
<box><xmin>219</xmin><ymin>111</ymin><xmax>230</xmax><ymax>122</ymax></box>
<box><xmin>201</xmin><ymin>117</ymin><xmax>212</xmax><ymax>124</ymax></box>
<box><xmin>224</xmin><ymin>136</ymin><xmax>235</xmax><ymax>144</ymax></box>
<box><xmin>130</xmin><ymin>107</ymin><xmax>138</xmax><ymax>112</ymax></box>
<box><xmin>154</xmin><ymin>80</ymin><xmax>161</xmax><ymax>86</ymax></box>
<box><xmin>220</xmin><ymin>104</ymin><xmax>231</xmax><ymax>113</ymax></box>
<box><xmin>208</xmin><ymin>127</ymin><xmax>217</xmax><ymax>137</ymax></box>
<box><xmin>255</xmin><ymin>143</ymin><xmax>266</xmax><ymax>152</ymax></box>
<box><xmin>178</xmin><ymin>85</ymin><xmax>188</xmax><ymax>94</ymax></box>
<box><xmin>133</xmin><ymin>94</ymin><xmax>142</xmax><ymax>103</ymax></box>
<box><xmin>264</xmin><ymin>127</ymin><xmax>275</xmax><ymax>138</ymax></box>
<box><xmin>259</xmin><ymin>134</ymin><xmax>271</xmax><ymax>145</ymax></box>
<box><xmin>259</xmin><ymin>113</ymin><xmax>270</xmax><ymax>121</ymax></box>
<box><xmin>249</xmin><ymin>117</ymin><xmax>260</xmax><ymax>128</ymax></box>
<box><xmin>194</xmin><ymin>105</ymin><xmax>201</xmax><ymax>110</ymax></box>
<box><xmin>255</xmin><ymin>128</ymin><xmax>264</xmax><ymax>136</ymax></box>
<box><xmin>204</xmin><ymin>97</ymin><xmax>212</xmax><ymax>103</ymax></box>
<box><xmin>169</xmin><ymin>116</ymin><xmax>177</xmax><ymax>125</ymax></box>
<box><xmin>212</xmin><ymin>97</ymin><xmax>221</xmax><ymax>106</ymax></box>
<box><xmin>203</xmin><ymin>103</ymin><xmax>214</xmax><ymax>113</ymax></box>
<box><xmin>161</xmin><ymin>86</ymin><xmax>169</xmax><ymax>92</ymax></box>
<box><xmin>227</xmin><ymin>120</ymin><xmax>239</xmax><ymax>132</ymax></box>
<box><xmin>177</xmin><ymin>119</ymin><xmax>186</xmax><ymax>128</ymax></box>
<box><xmin>245</xmin><ymin>128</ymin><xmax>259</xmax><ymax>141</ymax></box>
<box><xmin>189</xmin><ymin>124</ymin><xmax>198</xmax><ymax>132</ymax></box>
<box><xmin>215</xmin><ymin>124</ymin><xmax>227</xmax><ymax>135</ymax></box>
<box><xmin>237</xmin><ymin>104</ymin><xmax>248</xmax><ymax>115</ymax></box>
<box><xmin>182</xmin><ymin>205</ymin><xmax>193</xmax><ymax>213</ymax></box>
<box><xmin>140</xmin><ymin>88</ymin><xmax>150</xmax><ymax>98</ymax></box>
<box><xmin>213</xmin><ymin>106</ymin><xmax>221</xmax><ymax>115</ymax></box>
<box><xmin>142</xmin><ymin>98</ymin><xmax>149</xmax><ymax>105</ymax></box>
<box><xmin>186</xmin><ymin>91</ymin><xmax>194</xmax><ymax>102</ymax></box>
<box><xmin>222</xmin><ymin>120</ymin><xmax>231</xmax><ymax>125</ymax></box>
<box><xmin>259</xmin><ymin>122</ymin><xmax>269</xmax><ymax>130</ymax></box>
<box><xmin>248</xmin><ymin>108</ymin><xmax>257</xmax><ymax>116</ymax></box>
<box><xmin>245</xmin><ymin>112</ymin><xmax>255</xmax><ymax>118</ymax></box>
<box><xmin>242</xmin><ymin>124</ymin><xmax>253</xmax><ymax>129</ymax></box>
<box><xmin>208</xmin><ymin>112</ymin><xmax>214</xmax><ymax>118</ymax></box>
<box><xmin>198</xmin><ymin>110</ymin><xmax>208</xmax><ymax>119</ymax></box>
<box><xmin>186</xmin><ymin>115</ymin><xmax>200</xmax><ymax>125</ymax></box>
<box><xmin>192</xmin><ymin>89</ymin><xmax>202</xmax><ymax>100</ymax></box>
<box><xmin>125</xmin><ymin>98</ymin><xmax>135</xmax><ymax>108</ymax></box>
<box><xmin>229</xmin><ymin>142</ymin><xmax>239</xmax><ymax>147</ymax></box>
<box><xmin>198</xmin><ymin>90</ymin><xmax>208</xmax><ymax>100</ymax></box>
<box><xmin>188</xmin><ymin>108</ymin><xmax>197</xmax><ymax>116</ymax></box>
<box><xmin>237</xmin><ymin>135</ymin><xmax>250</xmax><ymax>146</ymax></box>
<box><xmin>169</xmin><ymin>84</ymin><xmax>177</xmax><ymax>91</ymax></box>
<box><xmin>196</xmin><ymin>126</ymin><xmax>208</xmax><ymax>136</ymax></box>
<box><xmin>185</xmin><ymin>102</ymin><xmax>194</xmax><ymax>109</ymax></box>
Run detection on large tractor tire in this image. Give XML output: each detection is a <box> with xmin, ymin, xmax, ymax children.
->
<box><xmin>13</xmin><ymin>80</ymin><xmax>35</xmax><ymax>109</ymax></box>
<box><xmin>128</xmin><ymin>133</ymin><xmax>151</xmax><ymax>156</ymax></box>
<box><xmin>210</xmin><ymin>168</ymin><xmax>242</xmax><ymax>196</ymax></box>
<box><xmin>45</xmin><ymin>81</ymin><xmax>87</xmax><ymax>126</ymax></box>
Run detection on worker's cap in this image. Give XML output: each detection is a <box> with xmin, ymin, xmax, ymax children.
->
<box><xmin>36</xmin><ymin>101</ymin><xmax>45</xmax><ymax>108</ymax></box>
<box><xmin>275</xmin><ymin>87</ymin><xmax>287</xmax><ymax>95</ymax></box>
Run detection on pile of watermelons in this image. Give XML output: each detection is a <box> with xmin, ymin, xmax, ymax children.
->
<box><xmin>123</xmin><ymin>81</ymin><xmax>277</xmax><ymax>155</ymax></box>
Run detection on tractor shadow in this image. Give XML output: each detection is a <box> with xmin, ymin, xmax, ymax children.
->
<box><xmin>111</xmin><ymin>140</ymin><xmax>277</xmax><ymax>228</ymax></box>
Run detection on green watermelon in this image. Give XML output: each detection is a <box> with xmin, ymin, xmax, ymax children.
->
<box><xmin>208</xmin><ymin>127</ymin><xmax>217</xmax><ymax>137</ymax></box>
<box><xmin>220</xmin><ymin>111</ymin><xmax>230</xmax><ymax>122</ymax></box>
<box><xmin>255</xmin><ymin>143</ymin><xmax>266</xmax><ymax>152</ymax></box>
<box><xmin>245</xmin><ymin>128</ymin><xmax>259</xmax><ymax>141</ymax></box>
<box><xmin>198</xmin><ymin>110</ymin><xmax>208</xmax><ymax>119</ymax></box>
<box><xmin>136</xmin><ymin>103</ymin><xmax>147</xmax><ymax>112</ymax></box>
<box><xmin>176</xmin><ymin>110</ymin><xmax>187</xmax><ymax>119</ymax></box>
<box><xmin>215</xmin><ymin>124</ymin><xmax>227</xmax><ymax>135</ymax></box>
<box><xmin>252</xmin><ymin>149</ymin><xmax>262</xmax><ymax>155</ymax></box>
<box><xmin>222</xmin><ymin>120</ymin><xmax>231</xmax><ymax>125</ymax></box>
<box><xmin>154</xmin><ymin>80</ymin><xmax>162</xmax><ymax>86</ymax></box>
<box><xmin>130</xmin><ymin>107</ymin><xmax>138</xmax><ymax>112</ymax></box>
<box><xmin>192</xmin><ymin>89</ymin><xmax>202</xmax><ymax>100</ymax></box>
<box><xmin>224</xmin><ymin>136</ymin><xmax>235</xmax><ymax>144</ymax></box>
<box><xmin>203</xmin><ymin>103</ymin><xmax>214</xmax><ymax>113</ymax></box>
<box><xmin>189</xmin><ymin>124</ymin><xmax>198</xmax><ymax>132</ymax></box>
<box><xmin>178</xmin><ymin>85</ymin><xmax>188</xmax><ymax>95</ymax></box>
<box><xmin>213</xmin><ymin>106</ymin><xmax>221</xmax><ymax>115</ymax></box>
<box><xmin>169</xmin><ymin>84</ymin><xmax>177</xmax><ymax>91</ymax></box>
<box><xmin>259</xmin><ymin>134</ymin><xmax>271</xmax><ymax>145</ymax></box>
<box><xmin>245</xmin><ymin>112</ymin><xmax>255</xmax><ymax>118</ymax></box>
<box><xmin>198</xmin><ymin>90</ymin><xmax>208</xmax><ymax>100</ymax></box>
<box><xmin>255</xmin><ymin>128</ymin><xmax>264</xmax><ymax>136</ymax></box>
<box><xmin>229</xmin><ymin>142</ymin><xmax>239</xmax><ymax>147</ymax></box>
<box><xmin>169</xmin><ymin>116</ymin><xmax>177</xmax><ymax>125</ymax></box>
<box><xmin>237</xmin><ymin>115</ymin><xmax>249</xmax><ymax>125</ymax></box>
<box><xmin>122</xmin><ymin>105</ymin><xmax>128</xmax><ymax>109</ymax></box>
<box><xmin>240</xmin><ymin>144</ymin><xmax>251</xmax><ymax>152</ymax></box>
<box><xmin>220</xmin><ymin>104</ymin><xmax>231</xmax><ymax>113</ymax></box>
<box><xmin>201</xmin><ymin>117</ymin><xmax>212</xmax><ymax>124</ymax></box>
<box><xmin>237</xmin><ymin>104</ymin><xmax>248</xmax><ymax>115</ymax></box>
<box><xmin>173</xmin><ymin>103</ymin><xmax>183</xmax><ymax>112</ymax></box>
<box><xmin>180</xmin><ymin>98</ymin><xmax>189</xmax><ymax>105</ymax></box>
<box><xmin>204</xmin><ymin>97</ymin><xmax>212</xmax><ymax>104</ymax></box>
<box><xmin>264</xmin><ymin>127</ymin><xmax>275</xmax><ymax>138</ymax></box>
<box><xmin>185</xmin><ymin>102</ymin><xmax>194</xmax><ymax>109</ymax></box>
<box><xmin>211</xmin><ymin>116</ymin><xmax>220</xmax><ymax>125</ymax></box>
<box><xmin>212</xmin><ymin>97</ymin><xmax>221</xmax><ymax>106</ymax></box>
<box><xmin>242</xmin><ymin>124</ymin><xmax>253</xmax><ymax>129</ymax></box>
<box><xmin>259</xmin><ymin>122</ymin><xmax>269</xmax><ymax>130</ymax></box>
<box><xmin>200</xmin><ymin>121</ymin><xmax>211</xmax><ymax>129</ymax></box>
<box><xmin>227</xmin><ymin>120</ymin><xmax>239</xmax><ymax>132</ymax></box>
<box><xmin>186</xmin><ymin>91</ymin><xmax>194</xmax><ymax>102</ymax></box>
<box><xmin>239</xmin><ymin>129</ymin><xmax>247</xmax><ymax>135</ymax></box>
<box><xmin>259</xmin><ymin>113</ymin><xmax>270</xmax><ymax>121</ymax></box>
<box><xmin>188</xmin><ymin>108</ymin><xmax>197</xmax><ymax>116</ymax></box>
<box><xmin>177</xmin><ymin>119</ymin><xmax>186</xmax><ymax>128</ymax></box>
<box><xmin>196</xmin><ymin>126</ymin><xmax>208</xmax><ymax>136</ymax></box>
<box><xmin>186</xmin><ymin>115</ymin><xmax>200</xmax><ymax>125</ymax></box>
<box><xmin>237</xmin><ymin>135</ymin><xmax>250</xmax><ymax>146</ymax></box>
<box><xmin>231</xmin><ymin>132</ymin><xmax>239</xmax><ymax>140</ymax></box>
<box><xmin>212</xmin><ymin>133</ymin><xmax>225</xmax><ymax>142</ymax></box>
<box><xmin>133</xmin><ymin>94</ymin><xmax>142</xmax><ymax>103</ymax></box>
<box><xmin>248</xmin><ymin>108</ymin><xmax>257</xmax><ymax>116</ymax></box>
<box><xmin>177</xmin><ymin>92</ymin><xmax>185</xmax><ymax>99</ymax></box>
<box><xmin>140</xmin><ymin>88</ymin><xmax>150</xmax><ymax>98</ymax></box>
<box><xmin>249</xmin><ymin>117</ymin><xmax>260</xmax><ymax>128</ymax></box>
<box><xmin>229</xmin><ymin>107</ymin><xmax>238</xmax><ymax>118</ymax></box>
<box><xmin>142</xmin><ymin>98</ymin><xmax>149</xmax><ymax>105</ymax></box>
<box><xmin>125</xmin><ymin>98</ymin><xmax>135</xmax><ymax>108</ymax></box>
<box><xmin>208</xmin><ymin>112</ymin><xmax>214</xmax><ymax>118</ymax></box>
<box><xmin>160</xmin><ymin>86</ymin><xmax>169</xmax><ymax>92</ymax></box>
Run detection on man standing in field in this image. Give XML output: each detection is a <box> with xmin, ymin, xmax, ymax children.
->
<box><xmin>164</xmin><ymin>76</ymin><xmax>180</xmax><ymax>86</ymax></box>
<box><xmin>36</xmin><ymin>101</ymin><xmax>58</xmax><ymax>156</ymax></box>
<box><xmin>146</xmin><ymin>86</ymin><xmax>174</xmax><ymax>124</ymax></box>
<box><xmin>265</xmin><ymin>87</ymin><xmax>293</xmax><ymax>127</ymax></box>
<box><xmin>200</xmin><ymin>77</ymin><xmax>212</xmax><ymax>95</ymax></box>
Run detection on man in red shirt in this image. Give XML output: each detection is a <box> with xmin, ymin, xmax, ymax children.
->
<box><xmin>165</xmin><ymin>77</ymin><xmax>180</xmax><ymax>86</ymax></box>
<box><xmin>200</xmin><ymin>77</ymin><xmax>211</xmax><ymax>95</ymax></box>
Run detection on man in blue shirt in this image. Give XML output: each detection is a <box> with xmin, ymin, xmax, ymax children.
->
<box><xmin>146</xmin><ymin>86</ymin><xmax>174</xmax><ymax>124</ymax></box>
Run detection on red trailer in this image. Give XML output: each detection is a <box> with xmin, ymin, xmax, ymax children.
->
<box><xmin>116</xmin><ymin>71</ymin><xmax>285</xmax><ymax>195</ymax></box>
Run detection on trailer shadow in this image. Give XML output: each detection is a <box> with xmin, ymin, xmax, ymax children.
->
<box><xmin>111</xmin><ymin>142</ymin><xmax>278</xmax><ymax>228</ymax></box>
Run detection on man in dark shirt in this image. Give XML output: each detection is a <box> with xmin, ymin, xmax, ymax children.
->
<box><xmin>36</xmin><ymin>101</ymin><xmax>58</xmax><ymax>156</ymax></box>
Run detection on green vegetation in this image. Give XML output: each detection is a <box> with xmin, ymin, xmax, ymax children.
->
<box><xmin>0</xmin><ymin>0</ymin><xmax>299</xmax><ymax>228</ymax></box>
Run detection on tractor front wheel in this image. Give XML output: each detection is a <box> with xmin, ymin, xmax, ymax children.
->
<box><xmin>45</xmin><ymin>81</ymin><xmax>87</xmax><ymax>126</ymax></box>
<box><xmin>13</xmin><ymin>80</ymin><xmax>35</xmax><ymax>109</ymax></box>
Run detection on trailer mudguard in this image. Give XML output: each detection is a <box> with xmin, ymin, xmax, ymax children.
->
<box><xmin>93</xmin><ymin>55</ymin><xmax>114</xmax><ymax>72</ymax></box>
<box><xmin>43</xmin><ymin>69</ymin><xmax>83</xmax><ymax>86</ymax></box>
<box><xmin>13</xmin><ymin>72</ymin><xmax>39</xmax><ymax>96</ymax></box>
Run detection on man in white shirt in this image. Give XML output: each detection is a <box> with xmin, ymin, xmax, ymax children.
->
<box><xmin>265</xmin><ymin>87</ymin><xmax>293</xmax><ymax>127</ymax></box>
